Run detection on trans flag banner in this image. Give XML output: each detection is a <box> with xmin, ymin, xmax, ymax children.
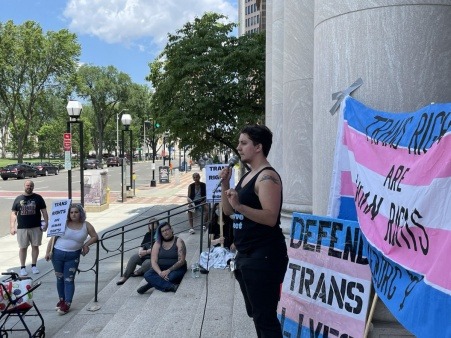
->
<box><xmin>328</xmin><ymin>96</ymin><xmax>451</xmax><ymax>338</ymax></box>
<box><xmin>278</xmin><ymin>213</ymin><xmax>372</xmax><ymax>338</ymax></box>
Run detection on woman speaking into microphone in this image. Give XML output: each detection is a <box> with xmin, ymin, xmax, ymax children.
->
<box><xmin>220</xmin><ymin>124</ymin><xmax>288</xmax><ymax>338</ymax></box>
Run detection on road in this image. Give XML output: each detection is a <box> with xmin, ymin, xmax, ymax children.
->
<box><xmin>0</xmin><ymin>159</ymin><xmax>172</xmax><ymax>236</ymax></box>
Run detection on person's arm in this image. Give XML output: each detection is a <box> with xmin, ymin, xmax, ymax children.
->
<box><xmin>150</xmin><ymin>242</ymin><xmax>161</xmax><ymax>273</ymax></box>
<box><xmin>167</xmin><ymin>238</ymin><xmax>187</xmax><ymax>272</ymax></box>
<box><xmin>139</xmin><ymin>233</ymin><xmax>152</xmax><ymax>257</ymax></box>
<box><xmin>41</xmin><ymin>208</ymin><xmax>49</xmax><ymax>231</ymax></box>
<box><xmin>10</xmin><ymin>211</ymin><xmax>17</xmax><ymax>235</ymax></box>
<box><xmin>210</xmin><ymin>234</ymin><xmax>224</xmax><ymax>246</ymax></box>
<box><xmin>82</xmin><ymin>222</ymin><xmax>98</xmax><ymax>256</ymax></box>
<box><xmin>201</xmin><ymin>182</ymin><xmax>207</xmax><ymax>202</ymax></box>
<box><xmin>227</xmin><ymin>170</ymin><xmax>282</xmax><ymax>227</ymax></box>
<box><xmin>45</xmin><ymin>236</ymin><xmax>56</xmax><ymax>261</ymax></box>
<box><xmin>220</xmin><ymin>167</ymin><xmax>234</xmax><ymax>215</ymax></box>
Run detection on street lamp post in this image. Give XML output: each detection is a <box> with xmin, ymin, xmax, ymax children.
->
<box><xmin>150</xmin><ymin>119</ymin><xmax>157</xmax><ymax>187</ymax></box>
<box><xmin>143</xmin><ymin>120</ymin><xmax>150</xmax><ymax>161</ymax></box>
<box><xmin>163</xmin><ymin>135</ymin><xmax>166</xmax><ymax>166</ymax></box>
<box><xmin>66</xmin><ymin>100</ymin><xmax>84</xmax><ymax>207</ymax></box>
<box><xmin>168</xmin><ymin>142</ymin><xmax>172</xmax><ymax>169</ymax></box>
<box><xmin>179</xmin><ymin>141</ymin><xmax>182</xmax><ymax>169</ymax></box>
<box><xmin>120</xmin><ymin>113</ymin><xmax>133</xmax><ymax>202</ymax></box>
<box><xmin>116</xmin><ymin>109</ymin><xmax>128</xmax><ymax>157</ymax></box>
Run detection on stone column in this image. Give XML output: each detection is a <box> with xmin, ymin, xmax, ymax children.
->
<box><xmin>267</xmin><ymin>0</ymin><xmax>284</xmax><ymax>167</ymax></box>
<box><xmin>267</xmin><ymin>0</ymin><xmax>314</xmax><ymax>231</ymax></box>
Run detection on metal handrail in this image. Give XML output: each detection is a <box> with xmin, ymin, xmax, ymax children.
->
<box><xmin>88</xmin><ymin>200</ymin><xmax>211</xmax><ymax>302</ymax></box>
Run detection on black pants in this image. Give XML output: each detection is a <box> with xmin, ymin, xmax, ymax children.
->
<box><xmin>234</xmin><ymin>253</ymin><xmax>288</xmax><ymax>338</ymax></box>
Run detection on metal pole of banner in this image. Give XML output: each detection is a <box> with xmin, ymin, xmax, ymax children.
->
<box><xmin>364</xmin><ymin>293</ymin><xmax>378</xmax><ymax>337</ymax></box>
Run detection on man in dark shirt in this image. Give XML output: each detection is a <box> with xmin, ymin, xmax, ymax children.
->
<box><xmin>187</xmin><ymin>172</ymin><xmax>209</xmax><ymax>234</ymax></box>
<box><xmin>10</xmin><ymin>180</ymin><xmax>48</xmax><ymax>276</ymax></box>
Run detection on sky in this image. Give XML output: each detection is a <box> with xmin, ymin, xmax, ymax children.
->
<box><xmin>0</xmin><ymin>0</ymin><xmax>238</xmax><ymax>85</ymax></box>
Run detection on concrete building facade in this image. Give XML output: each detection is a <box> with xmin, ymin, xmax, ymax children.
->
<box><xmin>238</xmin><ymin>0</ymin><xmax>266</xmax><ymax>35</ymax></box>
<box><xmin>265</xmin><ymin>0</ymin><xmax>451</xmax><ymax>336</ymax></box>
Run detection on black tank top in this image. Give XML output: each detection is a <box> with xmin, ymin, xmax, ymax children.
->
<box><xmin>157</xmin><ymin>236</ymin><xmax>179</xmax><ymax>267</ymax></box>
<box><xmin>232</xmin><ymin>167</ymin><xmax>286</xmax><ymax>253</ymax></box>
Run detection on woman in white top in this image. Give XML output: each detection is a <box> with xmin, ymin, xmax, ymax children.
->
<box><xmin>45</xmin><ymin>204</ymin><xmax>98</xmax><ymax>315</ymax></box>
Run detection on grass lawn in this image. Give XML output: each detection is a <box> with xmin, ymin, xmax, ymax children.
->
<box><xmin>0</xmin><ymin>158</ymin><xmax>77</xmax><ymax>169</ymax></box>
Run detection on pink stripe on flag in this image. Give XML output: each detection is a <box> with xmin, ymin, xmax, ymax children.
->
<box><xmin>340</xmin><ymin>171</ymin><xmax>354</xmax><ymax>196</ymax></box>
<box><xmin>288</xmin><ymin>246</ymin><xmax>371</xmax><ymax>280</ymax></box>
<box><xmin>343</xmin><ymin>123</ymin><xmax>451</xmax><ymax>185</ymax></box>
<box><xmin>279</xmin><ymin>293</ymin><xmax>365</xmax><ymax>338</ymax></box>
<box><xmin>356</xmin><ymin>206</ymin><xmax>451</xmax><ymax>291</ymax></box>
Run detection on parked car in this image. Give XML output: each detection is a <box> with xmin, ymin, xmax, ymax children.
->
<box><xmin>106</xmin><ymin>156</ymin><xmax>120</xmax><ymax>167</ymax></box>
<box><xmin>1</xmin><ymin>164</ymin><xmax>37</xmax><ymax>180</ymax></box>
<box><xmin>83</xmin><ymin>158</ymin><xmax>102</xmax><ymax>170</ymax></box>
<box><xmin>32</xmin><ymin>162</ymin><xmax>59</xmax><ymax>176</ymax></box>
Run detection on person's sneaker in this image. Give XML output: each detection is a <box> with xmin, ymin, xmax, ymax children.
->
<box><xmin>20</xmin><ymin>268</ymin><xmax>28</xmax><ymax>276</ymax></box>
<box><xmin>189</xmin><ymin>228</ymin><xmax>195</xmax><ymax>234</ymax></box>
<box><xmin>31</xmin><ymin>266</ymin><xmax>40</xmax><ymax>274</ymax></box>
<box><xmin>55</xmin><ymin>299</ymin><xmax>65</xmax><ymax>310</ymax></box>
<box><xmin>168</xmin><ymin>284</ymin><xmax>179</xmax><ymax>292</ymax></box>
<box><xmin>137</xmin><ymin>284</ymin><xmax>153</xmax><ymax>294</ymax></box>
<box><xmin>57</xmin><ymin>302</ymin><xmax>70</xmax><ymax>315</ymax></box>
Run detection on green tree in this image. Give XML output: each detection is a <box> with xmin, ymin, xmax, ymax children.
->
<box><xmin>75</xmin><ymin>65</ymin><xmax>132</xmax><ymax>159</ymax></box>
<box><xmin>147</xmin><ymin>12</ymin><xmax>265</xmax><ymax>159</ymax></box>
<box><xmin>38</xmin><ymin>124</ymin><xmax>62</xmax><ymax>159</ymax></box>
<box><xmin>0</xmin><ymin>20</ymin><xmax>80</xmax><ymax>162</ymax></box>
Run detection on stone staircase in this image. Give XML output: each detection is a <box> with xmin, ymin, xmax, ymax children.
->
<box><xmin>51</xmin><ymin>230</ymin><xmax>257</xmax><ymax>338</ymax></box>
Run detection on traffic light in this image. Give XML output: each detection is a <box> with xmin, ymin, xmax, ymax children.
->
<box><xmin>154</xmin><ymin>122</ymin><xmax>160</xmax><ymax>128</ymax></box>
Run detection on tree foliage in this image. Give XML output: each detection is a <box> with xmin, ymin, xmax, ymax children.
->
<box><xmin>147</xmin><ymin>12</ymin><xmax>265</xmax><ymax>159</ymax></box>
<box><xmin>0</xmin><ymin>20</ymin><xmax>80</xmax><ymax>161</ymax></box>
<box><xmin>75</xmin><ymin>65</ymin><xmax>132</xmax><ymax>159</ymax></box>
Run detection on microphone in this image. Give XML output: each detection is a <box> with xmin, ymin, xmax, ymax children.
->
<box><xmin>213</xmin><ymin>156</ymin><xmax>240</xmax><ymax>193</ymax></box>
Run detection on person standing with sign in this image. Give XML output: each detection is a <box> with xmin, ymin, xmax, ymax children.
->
<box><xmin>220</xmin><ymin>125</ymin><xmax>288</xmax><ymax>338</ymax></box>
<box><xmin>45</xmin><ymin>203</ymin><xmax>98</xmax><ymax>315</ymax></box>
<box><xmin>10</xmin><ymin>180</ymin><xmax>49</xmax><ymax>276</ymax></box>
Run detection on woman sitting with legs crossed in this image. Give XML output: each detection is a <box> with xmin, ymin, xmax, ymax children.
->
<box><xmin>137</xmin><ymin>221</ymin><xmax>187</xmax><ymax>294</ymax></box>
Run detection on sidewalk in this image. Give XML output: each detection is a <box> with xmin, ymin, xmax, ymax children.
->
<box><xmin>0</xmin><ymin>167</ymin><xmax>196</xmax><ymax>274</ymax></box>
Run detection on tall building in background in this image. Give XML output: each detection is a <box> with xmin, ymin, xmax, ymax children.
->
<box><xmin>238</xmin><ymin>0</ymin><xmax>266</xmax><ymax>36</ymax></box>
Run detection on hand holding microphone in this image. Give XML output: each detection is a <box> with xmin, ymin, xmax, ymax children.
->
<box><xmin>214</xmin><ymin>156</ymin><xmax>240</xmax><ymax>192</ymax></box>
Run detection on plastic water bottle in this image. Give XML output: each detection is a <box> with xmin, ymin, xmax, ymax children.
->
<box><xmin>191</xmin><ymin>263</ymin><xmax>200</xmax><ymax>278</ymax></box>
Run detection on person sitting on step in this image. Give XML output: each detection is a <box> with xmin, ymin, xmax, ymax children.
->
<box><xmin>137</xmin><ymin>221</ymin><xmax>187</xmax><ymax>294</ymax></box>
<box><xmin>116</xmin><ymin>218</ymin><xmax>159</xmax><ymax>285</ymax></box>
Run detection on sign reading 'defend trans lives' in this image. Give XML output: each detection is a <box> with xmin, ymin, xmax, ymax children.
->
<box><xmin>278</xmin><ymin>213</ymin><xmax>372</xmax><ymax>338</ymax></box>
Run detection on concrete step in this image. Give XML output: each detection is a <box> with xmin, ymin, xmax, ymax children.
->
<box><xmin>52</xmin><ymin>272</ymin><xmax>143</xmax><ymax>337</ymax></box>
<box><xmin>51</xmin><ymin>228</ymin><xmax>257</xmax><ymax>338</ymax></box>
